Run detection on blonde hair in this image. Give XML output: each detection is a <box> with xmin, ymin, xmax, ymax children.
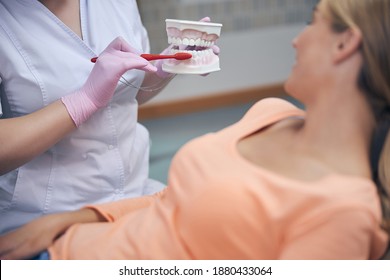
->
<box><xmin>322</xmin><ymin>0</ymin><xmax>390</xmax><ymax>257</ymax></box>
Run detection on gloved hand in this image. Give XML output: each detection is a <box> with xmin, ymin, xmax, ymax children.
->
<box><xmin>62</xmin><ymin>37</ymin><xmax>157</xmax><ymax>127</ymax></box>
<box><xmin>155</xmin><ymin>17</ymin><xmax>220</xmax><ymax>78</ymax></box>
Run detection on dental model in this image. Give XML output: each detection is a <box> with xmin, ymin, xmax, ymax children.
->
<box><xmin>163</xmin><ymin>19</ymin><xmax>223</xmax><ymax>75</ymax></box>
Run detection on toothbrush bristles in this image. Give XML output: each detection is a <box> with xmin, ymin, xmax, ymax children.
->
<box><xmin>175</xmin><ymin>53</ymin><xmax>192</xmax><ymax>60</ymax></box>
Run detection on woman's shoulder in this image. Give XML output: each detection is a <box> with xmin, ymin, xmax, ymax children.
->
<box><xmin>241</xmin><ymin>97</ymin><xmax>305</xmax><ymax>123</ymax></box>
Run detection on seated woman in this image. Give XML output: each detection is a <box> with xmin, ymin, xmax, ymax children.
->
<box><xmin>0</xmin><ymin>0</ymin><xmax>389</xmax><ymax>260</ymax></box>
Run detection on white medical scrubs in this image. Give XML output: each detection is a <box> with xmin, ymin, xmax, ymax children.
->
<box><xmin>0</xmin><ymin>0</ymin><xmax>164</xmax><ymax>234</ymax></box>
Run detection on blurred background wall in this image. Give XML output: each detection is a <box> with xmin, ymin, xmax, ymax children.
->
<box><xmin>138</xmin><ymin>0</ymin><xmax>317</xmax><ymax>53</ymax></box>
<box><xmin>136</xmin><ymin>0</ymin><xmax>317</xmax><ymax>115</ymax></box>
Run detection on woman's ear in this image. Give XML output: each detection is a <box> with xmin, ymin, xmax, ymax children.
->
<box><xmin>333</xmin><ymin>28</ymin><xmax>362</xmax><ymax>63</ymax></box>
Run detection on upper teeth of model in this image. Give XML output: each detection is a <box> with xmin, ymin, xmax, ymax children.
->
<box><xmin>168</xmin><ymin>37</ymin><xmax>215</xmax><ymax>47</ymax></box>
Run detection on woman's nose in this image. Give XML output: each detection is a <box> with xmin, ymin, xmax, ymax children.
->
<box><xmin>292</xmin><ymin>36</ymin><xmax>298</xmax><ymax>49</ymax></box>
<box><xmin>292</xmin><ymin>28</ymin><xmax>304</xmax><ymax>49</ymax></box>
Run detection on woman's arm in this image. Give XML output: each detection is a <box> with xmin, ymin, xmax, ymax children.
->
<box><xmin>0</xmin><ymin>188</ymin><xmax>166</xmax><ymax>259</ymax></box>
<box><xmin>0</xmin><ymin>208</ymin><xmax>106</xmax><ymax>260</ymax></box>
<box><xmin>0</xmin><ymin>37</ymin><xmax>156</xmax><ymax>175</ymax></box>
<box><xmin>90</xmin><ymin>188</ymin><xmax>167</xmax><ymax>221</ymax></box>
<box><xmin>0</xmin><ymin>100</ymin><xmax>76</xmax><ymax>175</ymax></box>
<box><xmin>136</xmin><ymin>72</ymin><xmax>174</xmax><ymax>105</ymax></box>
<box><xmin>279</xmin><ymin>209</ymin><xmax>385</xmax><ymax>260</ymax></box>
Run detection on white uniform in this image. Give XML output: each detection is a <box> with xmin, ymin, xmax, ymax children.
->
<box><xmin>0</xmin><ymin>0</ymin><xmax>164</xmax><ymax>234</ymax></box>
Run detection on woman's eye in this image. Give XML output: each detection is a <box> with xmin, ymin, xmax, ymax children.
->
<box><xmin>306</xmin><ymin>15</ymin><xmax>314</xmax><ymax>25</ymax></box>
<box><xmin>307</xmin><ymin>5</ymin><xmax>317</xmax><ymax>25</ymax></box>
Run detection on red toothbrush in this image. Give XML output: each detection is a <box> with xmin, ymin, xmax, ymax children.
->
<box><xmin>90</xmin><ymin>52</ymin><xmax>192</xmax><ymax>63</ymax></box>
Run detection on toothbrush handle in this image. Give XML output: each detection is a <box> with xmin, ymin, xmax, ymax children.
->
<box><xmin>90</xmin><ymin>53</ymin><xmax>191</xmax><ymax>63</ymax></box>
<box><xmin>90</xmin><ymin>54</ymin><xmax>173</xmax><ymax>63</ymax></box>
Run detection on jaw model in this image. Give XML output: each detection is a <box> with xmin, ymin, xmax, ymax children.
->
<box><xmin>162</xmin><ymin>19</ymin><xmax>223</xmax><ymax>75</ymax></box>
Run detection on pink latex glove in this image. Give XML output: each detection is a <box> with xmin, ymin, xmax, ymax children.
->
<box><xmin>155</xmin><ymin>17</ymin><xmax>220</xmax><ymax>78</ymax></box>
<box><xmin>62</xmin><ymin>37</ymin><xmax>157</xmax><ymax>127</ymax></box>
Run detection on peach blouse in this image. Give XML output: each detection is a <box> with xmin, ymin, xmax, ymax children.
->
<box><xmin>49</xmin><ymin>98</ymin><xmax>388</xmax><ymax>259</ymax></box>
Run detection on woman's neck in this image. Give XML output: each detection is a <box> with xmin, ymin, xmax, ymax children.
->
<box><xmin>39</xmin><ymin>0</ymin><xmax>82</xmax><ymax>39</ymax></box>
<box><xmin>297</xmin><ymin>87</ymin><xmax>376</xmax><ymax>178</ymax></box>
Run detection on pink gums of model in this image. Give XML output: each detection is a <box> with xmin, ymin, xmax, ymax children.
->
<box><xmin>162</xmin><ymin>19</ymin><xmax>223</xmax><ymax>75</ymax></box>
